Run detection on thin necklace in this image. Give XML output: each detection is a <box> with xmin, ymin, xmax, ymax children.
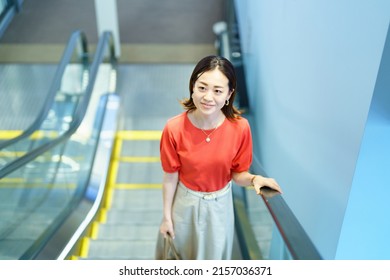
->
<box><xmin>201</xmin><ymin>126</ymin><xmax>218</xmax><ymax>143</ymax></box>
<box><xmin>194</xmin><ymin>113</ymin><xmax>223</xmax><ymax>143</ymax></box>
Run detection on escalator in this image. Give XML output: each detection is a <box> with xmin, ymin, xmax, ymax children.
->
<box><xmin>0</xmin><ymin>52</ymin><xmax>321</xmax><ymax>261</ymax></box>
<box><xmin>0</xmin><ymin>23</ymin><xmax>322</xmax><ymax>260</ymax></box>
<box><xmin>0</xmin><ymin>30</ymin><xmax>118</xmax><ymax>259</ymax></box>
<box><xmin>0</xmin><ymin>30</ymin><xmax>250</xmax><ymax>260</ymax></box>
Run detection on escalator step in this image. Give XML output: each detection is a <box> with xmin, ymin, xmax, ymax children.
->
<box><xmin>105</xmin><ymin>209</ymin><xmax>162</xmax><ymax>225</ymax></box>
<box><xmin>110</xmin><ymin>189</ymin><xmax>162</xmax><ymax>210</ymax></box>
<box><xmin>83</xmin><ymin>239</ymin><xmax>156</xmax><ymax>260</ymax></box>
<box><xmin>95</xmin><ymin>224</ymin><xmax>158</xmax><ymax>240</ymax></box>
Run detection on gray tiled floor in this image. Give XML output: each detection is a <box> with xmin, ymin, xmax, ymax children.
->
<box><xmin>1</xmin><ymin>0</ymin><xmax>225</xmax><ymax>45</ymax></box>
<box><xmin>116</xmin><ymin>64</ymin><xmax>194</xmax><ymax>130</ymax></box>
<box><xmin>0</xmin><ymin>0</ymin><xmax>224</xmax><ymax>63</ymax></box>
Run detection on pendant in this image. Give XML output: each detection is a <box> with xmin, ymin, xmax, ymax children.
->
<box><xmin>206</xmin><ymin>137</ymin><xmax>211</xmax><ymax>143</ymax></box>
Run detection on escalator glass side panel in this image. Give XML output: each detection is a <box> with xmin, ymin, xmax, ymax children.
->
<box><xmin>0</xmin><ymin>30</ymin><xmax>89</xmax><ymax>152</ymax></box>
<box><xmin>0</xmin><ymin>93</ymin><xmax>108</xmax><ymax>260</ymax></box>
<box><xmin>0</xmin><ymin>63</ymin><xmax>88</xmax><ymax>171</ymax></box>
<box><xmin>0</xmin><ymin>31</ymin><xmax>117</xmax><ymax>259</ymax></box>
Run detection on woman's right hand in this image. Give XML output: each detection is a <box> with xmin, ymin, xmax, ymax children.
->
<box><xmin>160</xmin><ymin>171</ymin><xmax>178</xmax><ymax>239</ymax></box>
<box><xmin>160</xmin><ymin>218</ymin><xmax>175</xmax><ymax>239</ymax></box>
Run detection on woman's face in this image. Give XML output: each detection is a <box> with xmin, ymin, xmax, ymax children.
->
<box><xmin>192</xmin><ymin>68</ymin><xmax>232</xmax><ymax>117</ymax></box>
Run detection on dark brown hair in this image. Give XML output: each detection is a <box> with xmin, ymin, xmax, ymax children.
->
<box><xmin>181</xmin><ymin>55</ymin><xmax>241</xmax><ymax>120</ymax></box>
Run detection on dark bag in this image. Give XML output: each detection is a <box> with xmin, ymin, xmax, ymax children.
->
<box><xmin>163</xmin><ymin>234</ymin><xmax>181</xmax><ymax>260</ymax></box>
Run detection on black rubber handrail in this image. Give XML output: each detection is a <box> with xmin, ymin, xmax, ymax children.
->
<box><xmin>262</xmin><ymin>192</ymin><xmax>323</xmax><ymax>259</ymax></box>
<box><xmin>0</xmin><ymin>30</ymin><xmax>89</xmax><ymax>150</ymax></box>
<box><xmin>251</xmin><ymin>157</ymin><xmax>323</xmax><ymax>260</ymax></box>
<box><xmin>0</xmin><ymin>30</ymin><xmax>117</xmax><ymax>180</ymax></box>
<box><xmin>9</xmin><ymin>0</ymin><xmax>22</xmax><ymax>12</ymax></box>
<box><xmin>0</xmin><ymin>0</ymin><xmax>16</xmax><ymax>21</ymax></box>
<box><xmin>0</xmin><ymin>2</ymin><xmax>10</xmax><ymax>19</ymax></box>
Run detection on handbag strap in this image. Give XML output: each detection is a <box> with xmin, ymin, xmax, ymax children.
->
<box><xmin>163</xmin><ymin>234</ymin><xmax>181</xmax><ymax>260</ymax></box>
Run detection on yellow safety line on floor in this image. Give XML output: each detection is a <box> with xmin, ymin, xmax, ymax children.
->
<box><xmin>103</xmin><ymin>134</ymin><xmax>122</xmax><ymax>210</ymax></box>
<box><xmin>99</xmin><ymin>208</ymin><xmax>108</xmax><ymax>224</ymax></box>
<box><xmin>0</xmin><ymin>130</ymin><xmax>160</xmax><ymax>140</ymax></box>
<box><xmin>79</xmin><ymin>237</ymin><xmax>90</xmax><ymax>258</ymax></box>
<box><xmin>115</xmin><ymin>183</ymin><xmax>162</xmax><ymax>189</ymax></box>
<box><xmin>0</xmin><ymin>130</ymin><xmax>22</xmax><ymax>139</ymax></box>
<box><xmin>0</xmin><ymin>182</ymin><xmax>77</xmax><ymax>188</ymax></box>
<box><xmin>90</xmin><ymin>221</ymin><xmax>100</xmax><ymax>240</ymax></box>
<box><xmin>0</xmin><ymin>130</ymin><xmax>59</xmax><ymax>139</ymax></box>
<box><xmin>116</xmin><ymin>130</ymin><xmax>162</xmax><ymax>140</ymax></box>
<box><xmin>107</xmin><ymin>160</ymin><xmax>120</xmax><ymax>188</ymax></box>
<box><xmin>0</xmin><ymin>151</ymin><xmax>26</xmax><ymax>157</ymax></box>
<box><xmin>0</xmin><ymin>178</ymin><xmax>24</xmax><ymax>183</ymax></box>
<box><xmin>103</xmin><ymin>187</ymin><xmax>115</xmax><ymax>211</ymax></box>
<box><xmin>119</xmin><ymin>156</ymin><xmax>160</xmax><ymax>163</ymax></box>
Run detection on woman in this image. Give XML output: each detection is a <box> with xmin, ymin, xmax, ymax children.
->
<box><xmin>156</xmin><ymin>55</ymin><xmax>282</xmax><ymax>260</ymax></box>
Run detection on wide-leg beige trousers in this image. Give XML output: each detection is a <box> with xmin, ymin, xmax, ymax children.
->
<box><xmin>156</xmin><ymin>181</ymin><xmax>234</xmax><ymax>260</ymax></box>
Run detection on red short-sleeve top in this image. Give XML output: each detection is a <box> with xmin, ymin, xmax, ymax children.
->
<box><xmin>160</xmin><ymin>112</ymin><xmax>253</xmax><ymax>192</ymax></box>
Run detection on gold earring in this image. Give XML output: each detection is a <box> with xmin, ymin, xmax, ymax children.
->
<box><xmin>225</xmin><ymin>100</ymin><xmax>229</xmax><ymax>106</ymax></box>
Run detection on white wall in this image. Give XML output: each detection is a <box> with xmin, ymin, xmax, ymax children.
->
<box><xmin>234</xmin><ymin>0</ymin><xmax>390</xmax><ymax>259</ymax></box>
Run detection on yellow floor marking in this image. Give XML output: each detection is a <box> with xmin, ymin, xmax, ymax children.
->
<box><xmin>116</xmin><ymin>130</ymin><xmax>162</xmax><ymax>140</ymax></box>
<box><xmin>0</xmin><ymin>151</ymin><xmax>26</xmax><ymax>157</ymax></box>
<box><xmin>0</xmin><ymin>131</ymin><xmax>22</xmax><ymax>139</ymax></box>
<box><xmin>113</xmin><ymin>135</ymin><xmax>123</xmax><ymax>157</ymax></box>
<box><xmin>98</xmin><ymin>208</ymin><xmax>108</xmax><ymax>223</ymax></box>
<box><xmin>103</xmin><ymin>187</ymin><xmax>115</xmax><ymax>209</ymax></box>
<box><xmin>0</xmin><ymin>182</ymin><xmax>77</xmax><ymax>188</ymax></box>
<box><xmin>115</xmin><ymin>183</ymin><xmax>161</xmax><ymax>189</ymax></box>
<box><xmin>0</xmin><ymin>178</ymin><xmax>24</xmax><ymax>183</ymax></box>
<box><xmin>79</xmin><ymin>237</ymin><xmax>90</xmax><ymax>258</ymax></box>
<box><xmin>0</xmin><ymin>130</ymin><xmax>58</xmax><ymax>139</ymax></box>
<box><xmin>119</xmin><ymin>156</ymin><xmax>160</xmax><ymax>163</ymax></box>
<box><xmin>90</xmin><ymin>221</ymin><xmax>100</xmax><ymax>240</ymax></box>
<box><xmin>107</xmin><ymin>160</ymin><xmax>119</xmax><ymax>188</ymax></box>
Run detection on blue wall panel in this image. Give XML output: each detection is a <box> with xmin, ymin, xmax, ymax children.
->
<box><xmin>234</xmin><ymin>0</ymin><xmax>390</xmax><ymax>259</ymax></box>
<box><xmin>336</xmin><ymin>25</ymin><xmax>390</xmax><ymax>259</ymax></box>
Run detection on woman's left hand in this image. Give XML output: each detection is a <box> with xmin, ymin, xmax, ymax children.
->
<box><xmin>252</xmin><ymin>175</ymin><xmax>283</xmax><ymax>195</ymax></box>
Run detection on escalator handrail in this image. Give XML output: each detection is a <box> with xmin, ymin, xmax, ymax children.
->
<box><xmin>0</xmin><ymin>0</ymin><xmax>18</xmax><ymax>22</ymax></box>
<box><xmin>251</xmin><ymin>157</ymin><xmax>323</xmax><ymax>260</ymax></box>
<box><xmin>0</xmin><ymin>30</ymin><xmax>117</xmax><ymax>180</ymax></box>
<box><xmin>0</xmin><ymin>30</ymin><xmax>89</xmax><ymax>150</ymax></box>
